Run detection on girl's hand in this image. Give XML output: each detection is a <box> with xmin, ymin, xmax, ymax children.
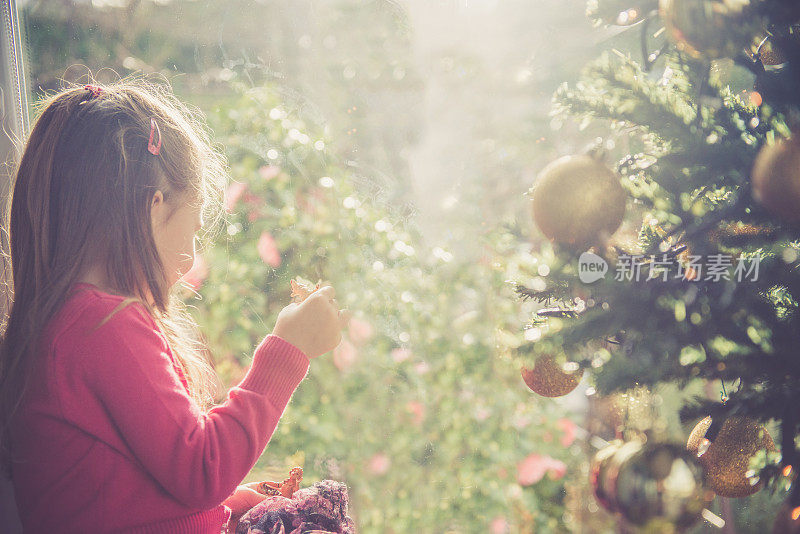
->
<box><xmin>222</xmin><ymin>483</ymin><xmax>266</xmax><ymax>532</ymax></box>
<box><xmin>271</xmin><ymin>285</ymin><xmax>350</xmax><ymax>359</ymax></box>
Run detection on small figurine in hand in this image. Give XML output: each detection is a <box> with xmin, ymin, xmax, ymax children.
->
<box><xmin>290</xmin><ymin>278</ymin><xmax>322</xmax><ymax>303</ymax></box>
<box><xmin>256</xmin><ymin>466</ymin><xmax>303</xmax><ymax>498</ymax></box>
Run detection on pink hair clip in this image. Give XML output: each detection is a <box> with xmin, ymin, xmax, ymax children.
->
<box><xmin>84</xmin><ymin>84</ymin><xmax>103</xmax><ymax>98</ymax></box>
<box><xmin>148</xmin><ymin>117</ymin><xmax>162</xmax><ymax>156</ymax></box>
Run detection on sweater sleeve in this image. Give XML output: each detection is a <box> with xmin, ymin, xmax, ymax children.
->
<box><xmin>75</xmin><ymin>301</ymin><xmax>310</xmax><ymax>510</ymax></box>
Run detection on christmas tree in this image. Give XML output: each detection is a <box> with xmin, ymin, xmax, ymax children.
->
<box><xmin>513</xmin><ymin>0</ymin><xmax>800</xmax><ymax>530</ymax></box>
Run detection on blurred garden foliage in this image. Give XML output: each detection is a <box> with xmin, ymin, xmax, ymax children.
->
<box><xmin>20</xmin><ymin>0</ymin><xmax>592</xmax><ymax>531</ymax></box>
<box><xmin>185</xmin><ymin>74</ymin><xmax>585</xmax><ymax>533</ymax></box>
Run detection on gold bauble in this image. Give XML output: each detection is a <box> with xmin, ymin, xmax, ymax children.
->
<box><xmin>659</xmin><ymin>0</ymin><xmax>762</xmax><ymax>59</ymax></box>
<box><xmin>759</xmin><ymin>40</ymin><xmax>788</xmax><ymax>66</ymax></box>
<box><xmin>751</xmin><ymin>136</ymin><xmax>800</xmax><ymax>223</ymax></box>
<box><xmin>614</xmin><ymin>442</ymin><xmax>709</xmax><ymax>531</ymax></box>
<box><xmin>530</xmin><ymin>154</ymin><xmax>626</xmax><ymax>250</ymax></box>
<box><xmin>520</xmin><ymin>355</ymin><xmax>584</xmax><ymax>397</ymax></box>
<box><xmin>687</xmin><ymin>415</ymin><xmax>776</xmax><ymax>498</ymax></box>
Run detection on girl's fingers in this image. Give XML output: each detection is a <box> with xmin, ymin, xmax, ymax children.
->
<box><xmin>239</xmin><ymin>487</ymin><xmax>268</xmax><ymax>507</ymax></box>
<box><xmin>314</xmin><ymin>285</ymin><xmax>336</xmax><ymax>301</ymax></box>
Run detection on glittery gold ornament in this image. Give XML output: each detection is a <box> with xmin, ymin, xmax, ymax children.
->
<box><xmin>613</xmin><ymin>441</ymin><xmax>710</xmax><ymax>531</ymax></box>
<box><xmin>530</xmin><ymin>154</ymin><xmax>626</xmax><ymax>250</ymax></box>
<box><xmin>759</xmin><ymin>40</ymin><xmax>788</xmax><ymax>66</ymax></box>
<box><xmin>751</xmin><ymin>136</ymin><xmax>800</xmax><ymax>223</ymax></box>
<box><xmin>520</xmin><ymin>355</ymin><xmax>584</xmax><ymax>397</ymax></box>
<box><xmin>687</xmin><ymin>415</ymin><xmax>776</xmax><ymax>498</ymax></box>
<box><xmin>659</xmin><ymin>0</ymin><xmax>762</xmax><ymax>59</ymax></box>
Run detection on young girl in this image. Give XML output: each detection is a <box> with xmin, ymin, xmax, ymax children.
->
<box><xmin>0</xmin><ymin>79</ymin><xmax>347</xmax><ymax>533</ymax></box>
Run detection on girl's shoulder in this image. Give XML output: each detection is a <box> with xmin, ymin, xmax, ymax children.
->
<box><xmin>49</xmin><ymin>283</ymin><xmax>160</xmax><ymax>351</ymax></box>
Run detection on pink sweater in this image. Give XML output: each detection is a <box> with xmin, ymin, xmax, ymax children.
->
<box><xmin>10</xmin><ymin>283</ymin><xmax>310</xmax><ymax>533</ymax></box>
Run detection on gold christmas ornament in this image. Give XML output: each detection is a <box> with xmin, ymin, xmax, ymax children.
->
<box><xmin>759</xmin><ymin>40</ymin><xmax>788</xmax><ymax>66</ymax></box>
<box><xmin>687</xmin><ymin>415</ymin><xmax>777</xmax><ymax>498</ymax></box>
<box><xmin>520</xmin><ymin>354</ymin><xmax>584</xmax><ymax>397</ymax></box>
<box><xmin>530</xmin><ymin>154</ymin><xmax>626</xmax><ymax>250</ymax></box>
<box><xmin>751</xmin><ymin>136</ymin><xmax>800</xmax><ymax>223</ymax></box>
<box><xmin>659</xmin><ymin>0</ymin><xmax>763</xmax><ymax>59</ymax></box>
<box><xmin>613</xmin><ymin>441</ymin><xmax>709</xmax><ymax>530</ymax></box>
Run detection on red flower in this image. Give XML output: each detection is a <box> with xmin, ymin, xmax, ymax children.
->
<box><xmin>414</xmin><ymin>361</ymin><xmax>430</xmax><ymax>375</ymax></box>
<box><xmin>224</xmin><ymin>182</ymin><xmax>247</xmax><ymax>213</ymax></box>
<box><xmin>490</xmin><ymin>517</ymin><xmax>510</xmax><ymax>534</ymax></box>
<box><xmin>259</xmin><ymin>165</ymin><xmax>281</xmax><ymax>180</ymax></box>
<box><xmin>367</xmin><ymin>453</ymin><xmax>391</xmax><ymax>475</ymax></box>
<box><xmin>257</xmin><ymin>231</ymin><xmax>282</xmax><ymax>268</ymax></box>
<box><xmin>348</xmin><ymin>317</ymin><xmax>374</xmax><ymax>346</ymax></box>
<box><xmin>516</xmin><ymin>454</ymin><xmax>567</xmax><ymax>486</ymax></box>
<box><xmin>556</xmin><ymin>418</ymin><xmax>577</xmax><ymax>447</ymax></box>
<box><xmin>391</xmin><ymin>348</ymin><xmax>412</xmax><ymax>363</ymax></box>
<box><xmin>333</xmin><ymin>339</ymin><xmax>358</xmax><ymax>371</ymax></box>
<box><xmin>181</xmin><ymin>254</ymin><xmax>208</xmax><ymax>289</ymax></box>
<box><xmin>405</xmin><ymin>401</ymin><xmax>426</xmax><ymax>426</ymax></box>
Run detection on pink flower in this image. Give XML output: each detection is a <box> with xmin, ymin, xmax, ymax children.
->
<box><xmin>181</xmin><ymin>254</ymin><xmax>208</xmax><ymax>289</ymax></box>
<box><xmin>557</xmin><ymin>418</ymin><xmax>577</xmax><ymax>447</ymax></box>
<box><xmin>474</xmin><ymin>406</ymin><xmax>491</xmax><ymax>422</ymax></box>
<box><xmin>490</xmin><ymin>517</ymin><xmax>510</xmax><ymax>534</ymax></box>
<box><xmin>257</xmin><ymin>231</ymin><xmax>281</xmax><ymax>268</ymax></box>
<box><xmin>391</xmin><ymin>348</ymin><xmax>412</xmax><ymax>363</ymax></box>
<box><xmin>517</xmin><ymin>454</ymin><xmax>549</xmax><ymax>485</ymax></box>
<box><xmin>348</xmin><ymin>317</ymin><xmax>374</xmax><ymax>346</ymax></box>
<box><xmin>547</xmin><ymin>458</ymin><xmax>567</xmax><ymax>480</ymax></box>
<box><xmin>414</xmin><ymin>361</ymin><xmax>430</xmax><ymax>375</ymax></box>
<box><xmin>259</xmin><ymin>165</ymin><xmax>281</xmax><ymax>180</ymax></box>
<box><xmin>406</xmin><ymin>401</ymin><xmax>425</xmax><ymax>426</ymax></box>
<box><xmin>511</xmin><ymin>414</ymin><xmax>531</xmax><ymax>430</ymax></box>
<box><xmin>367</xmin><ymin>453</ymin><xmax>391</xmax><ymax>475</ymax></box>
<box><xmin>333</xmin><ymin>339</ymin><xmax>358</xmax><ymax>371</ymax></box>
<box><xmin>516</xmin><ymin>454</ymin><xmax>568</xmax><ymax>486</ymax></box>
<box><xmin>224</xmin><ymin>182</ymin><xmax>247</xmax><ymax>212</ymax></box>
<box><xmin>243</xmin><ymin>192</ymin><xmax>263</xmax><ymax>210</ymax></box>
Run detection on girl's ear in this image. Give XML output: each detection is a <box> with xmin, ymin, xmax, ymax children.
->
<box><xmin>150</xmin><ymin>190</ymin><xmax>165</xmax><ymax>228</ymax></box>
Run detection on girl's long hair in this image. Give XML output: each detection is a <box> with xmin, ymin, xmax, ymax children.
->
<box><xmin>0</xmin><ymin>77</ymin><xmax>229</xmax><ymax>477</ymax></box>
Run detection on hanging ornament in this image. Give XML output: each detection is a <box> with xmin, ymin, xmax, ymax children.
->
<box><xmin>589</xmin><ymin>439</ymin><xmax>624</xmax><ymax>513</ymax></box>
<box><xmin>593</xmin><ymin>439</ymin><xmax>644</xmax><ymax>513</ymax></box>
<box><xmin>659</xmin><ymin>0</ymin><xmax>763</xmax><ymax>59</ymax></box>
<box><xmin>530</xmin><ymin>154</ymin><xmax>626</xmax><ymax>250</ymax></box>
<box><xmin>520</xmin><ymin>354</ymin><xmax>584</xmax><ymax>397</ymax></box>
<box><xmin>591</xmin><ymin>439</ymin><xmax>709</xmax><ymax>530</ymax></box>
<box><xmin>687</xmin><ymin>415</ymin><xmax>777</xmax><ymax>498</ymax></box>
<box><xmin>751</xmin><ymin>136</ymin><xmax>800</xmax><ymax>223</ymax></box>
<box><xmin>614</xmin><ymin>441</ymin><xmax>709</xmax><ymax>530</ymax></box>
<box><xmin>759</xmin><ymin>40</ymin><xmax>788</xmax><ymax>67</ymax></box>
<box><xmin>586</xmin><ymin>0</ymin><xmax>657</xmax><ymax>26</ymax></box>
